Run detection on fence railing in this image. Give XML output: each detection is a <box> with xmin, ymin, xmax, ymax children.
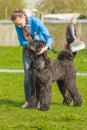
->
<box><xmin>0</xmin><ymin>19</ymin><xmax>87</xmax><ymax>49</ymax></box>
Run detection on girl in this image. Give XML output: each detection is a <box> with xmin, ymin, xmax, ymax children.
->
<box><xmin>11</xmin><ymin>9</ymin><xmax>53</xmax><ymax>108</ymax></box>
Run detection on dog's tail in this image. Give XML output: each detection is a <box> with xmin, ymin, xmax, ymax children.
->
<box><xmin>57</xmin><ymin>49</ymin><xmax>73</xmax><ymax>61</ymax></box>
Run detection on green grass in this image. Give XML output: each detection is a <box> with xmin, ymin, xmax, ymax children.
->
<box><xmin>0</xmin><ymin>46</ymin><xmax>87</xmax><ymax>130</ymax></box>
<box><xmin>0</xmin><ymin>46</ymin><xmax>23</xmax><ymax>69</ymax></box>
<box><xmin>74</xmin><ymin>50</ymin><xmax>87</xmax><ymax>72</ymax></box>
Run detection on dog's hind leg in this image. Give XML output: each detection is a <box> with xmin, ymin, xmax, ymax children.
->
<box><xmin>39</xmin><ymin>82</ymin><xmax>52</xmax><ymax>111</ymax></box>
<box><xmin>65</xmin><ymin>81</ymin><xmax>82</xmax><ymax>106</ymax></box>
<box><xmin>57</xmin><ymin>80</ymin><xmax>72</xmax><ymax>105</ymax></box>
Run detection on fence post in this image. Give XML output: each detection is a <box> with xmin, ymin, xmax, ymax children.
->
<box><xmin>40</xmin><ymin>13</ymin><xmax>44</xmax><ymax>23</ymax></box>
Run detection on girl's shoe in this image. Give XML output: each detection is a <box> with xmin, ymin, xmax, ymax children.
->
<box><xmin>22</xmin><ymin>101</ymin><xmax>29</xmax><ymax>108</ymax></box>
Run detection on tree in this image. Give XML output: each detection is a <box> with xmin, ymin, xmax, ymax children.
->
<box><xmin>0</xmin><ymin>0</ymin><xmax>26</xmax><ymax>19</ymax></box>
<box><xmin>36</xmin><ymin>0</ymin><xmax>87</xmax><ymax>15</ymax></box>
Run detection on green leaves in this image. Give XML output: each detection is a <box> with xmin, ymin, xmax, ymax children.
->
<box><xmin>36</xmin><ymin>0</ymin><xmax>87</xmax><ymax>14</ymax></box>
<box><xmin>0</xmin><ymin>0</ymin><xmax>26</xmax><ymax>19</ymax></box>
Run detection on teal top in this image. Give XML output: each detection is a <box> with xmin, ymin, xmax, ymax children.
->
<box><xmin>15</xmin><ymin>16</ymin><xmax>53</xmax><ymax>49</ymax></box>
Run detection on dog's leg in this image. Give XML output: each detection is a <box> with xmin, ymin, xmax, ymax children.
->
<box><xmin>57</xmin><ymin>80</ymin><xmax>72</xmax><ymax>105</ymax></box>
<box><xmin>73</xmin><ymin>87</ymin><xmax>82</xmax><ymax>106</ymax></box>
<box><xmin>65</xmin><ymin>80</ymin><xmax>82</xmax><ymax>106</ymax></box>
<box><xmin>36</xmin><ymin>85</ymin><xmax>40</xmax><ymax>109</ymax></box>
<box><xmin>28</xmin><ymin>77</ymin><xmax>37</xmax><ymax>108</ymax></box>
<box><xmin>39</xmin><ymin>82</ymin><xmax>52</xmax><ymax>111</ymax></box>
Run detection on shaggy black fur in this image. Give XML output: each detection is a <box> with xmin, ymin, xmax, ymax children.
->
<box><xmin>25</xmin><ymin>40</ymin><xmax>82</xmax><ymax>110</ymax></box>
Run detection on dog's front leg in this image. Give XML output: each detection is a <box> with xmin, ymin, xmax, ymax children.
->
<box><xmin>39</xmin><ymin>82</ymin><xmax>52</xmax><ymax>111</ymax></box>
<box><xmin>28</xmin><ymin>78</ymin><xmax>37</xmax><ymax>108</ymax></box>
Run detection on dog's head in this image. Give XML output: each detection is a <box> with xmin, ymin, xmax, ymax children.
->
<box><xmin>25</xmin><ymin>39</ymin><xmax>47</xmax><ymax>61</ymax></box>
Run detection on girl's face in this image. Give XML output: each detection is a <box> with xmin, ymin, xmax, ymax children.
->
<box><xmin>13</xmin><ymin>15</ymin><xmax>26</xmax><ymax>28</ymax></box>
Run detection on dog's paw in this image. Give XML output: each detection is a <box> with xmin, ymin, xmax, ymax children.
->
<box><xmin>74</xmin><ymin>98</ymin><xmax>82</xmax><ymax>107</ymax></box>
<box><xmin>39</xmin><ymin>105</ymin><xmax>50</xmax><ymax>111</ymax></box>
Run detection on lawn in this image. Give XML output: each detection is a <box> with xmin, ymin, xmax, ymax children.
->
<box><xmin>0</xmin><ymin>46</ymin><xmax>87</xmax><ymax>130</ymax></box>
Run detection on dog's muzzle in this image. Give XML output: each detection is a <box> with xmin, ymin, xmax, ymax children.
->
<box><xmin>33</xmin><ymin>60</ymin><xmax>45</xmax><ymax>69</ymax></box>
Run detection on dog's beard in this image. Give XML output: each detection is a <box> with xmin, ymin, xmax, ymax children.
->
<box><xmin>33</xmin><ymin>55</ymin><xmax>45</xmax><ymax>69</ymax></box>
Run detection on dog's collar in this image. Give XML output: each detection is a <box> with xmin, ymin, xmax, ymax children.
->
<box><xmin>33</xmin><ymin>60</ymin><xmax>45</xmax><ymax>69</ymax></box>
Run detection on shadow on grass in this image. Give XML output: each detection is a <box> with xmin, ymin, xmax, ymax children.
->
<box><xmin>0</xmin><ymin>99</ymin><xmax>23</xmax><ymax>107</ymax></box>
<box><xmin>0</xmin><ymin>99</ymin><xmax>70</xmax><ymax>108</ymax></box>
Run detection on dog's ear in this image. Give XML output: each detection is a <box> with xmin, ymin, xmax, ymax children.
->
<box><xmin>39</xmin><ymin>40</ymin><xmax>46</xmax><ymax>47</ymax></box>
<box><xmin>26</xmin><ymin>41</ymin><xmax>36</xmax><ymax>52</ymax></box>
<box><xmin>33</xmin><ymin>40</ymin><xmax>47</xmax><ymax>53</ymax></box>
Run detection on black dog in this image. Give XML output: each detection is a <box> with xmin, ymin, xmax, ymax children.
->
<box><xmin>25</xmin><ymin>40</ymin><xmax>82</xmax><ymax>110</ymax></box>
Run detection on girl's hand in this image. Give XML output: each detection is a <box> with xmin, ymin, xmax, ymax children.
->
<box><xmin>37</xmin><ymin>46</ymin><xmax>48</xmax><ymax>55</ymax></box>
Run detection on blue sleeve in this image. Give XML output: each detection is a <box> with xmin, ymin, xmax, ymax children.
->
<box><xmin>32</xmin><ymin>17</ymin><xmax>53</xmax><ymax>49</ymax></box>
<box><xmin>15</xmin><ymin>25</ymin><xmax>28</xmax><ymax>46</ymax></box>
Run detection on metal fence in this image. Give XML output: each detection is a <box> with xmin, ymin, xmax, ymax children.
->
<box><xmin>0</xmin><ymin>19</ymin><xmax>87</xmax><ymax>49</ymax></box>
<box><xmin>44</xmin><ymin>19</ymin><xmax>87</xmax><ymax>49</ymax></box>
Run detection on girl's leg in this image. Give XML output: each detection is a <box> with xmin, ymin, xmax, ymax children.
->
<box><xmin>22</xmin><ymin>47</ymin><xmax>32</xmax><ymax>108</ymax></box>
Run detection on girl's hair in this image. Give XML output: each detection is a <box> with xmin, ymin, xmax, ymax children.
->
<box><xmin>11</xmin><ymin>9</ymin><xmax>28</xmax><ymax>24</ymax></box>
<box><xmin>11</xmin><ymin>9</ymin><xmax>32</xmax><ymax>40</ymax></box>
